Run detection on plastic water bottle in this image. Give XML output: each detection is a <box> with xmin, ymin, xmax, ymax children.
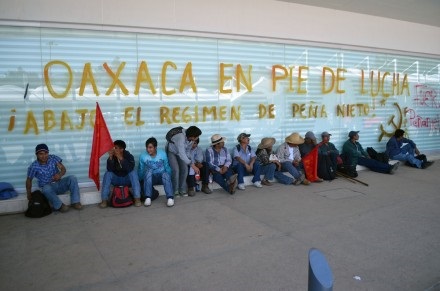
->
<box><xmin>209</xmin><ymin>173</ymin><xmax>213</xmax><ymax>184</ymax></box>
<box><xmin>195</xmin><ymin>182</ymin><xmax>201</xmax><ymax>192</ymax></box>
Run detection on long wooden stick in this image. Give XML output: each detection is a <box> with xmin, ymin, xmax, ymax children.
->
<box><xmin>336</xmin><ymin>171</ymin><xmax>369</xmax><ymax>186</ymax></box>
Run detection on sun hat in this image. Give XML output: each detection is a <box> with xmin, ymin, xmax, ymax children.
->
<box><xmin>285</xmin><ymin>133</ymin><xmax>304</xmax><ymax>145</ymax></box>
<box><xmin>257</xmin><ymin>137</ymin><xmax>276</xmax><ymax>149</ymax></box>
<box><xmin>211</xmin><ymin>134</ymin><xmax>226</xmax><ymax>145</ymax></box>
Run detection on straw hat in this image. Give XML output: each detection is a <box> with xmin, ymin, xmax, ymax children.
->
<box><xmin>257</xmin><ymin>137</ymin><xmax>276</xmax><ymax>149</ymax></box>
<box><xmin>211</xmin><ymin>134</ymin><xmax>226</xmax><ymax>145</ymax></box>
<box><xmin>285</xmin><ymin>133</ymin><xmax>304</xmax><ymax>145</ymax></box>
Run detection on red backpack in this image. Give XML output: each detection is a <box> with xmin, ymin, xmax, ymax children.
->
<box><xmin>109</xmin><ymin>186</ymin><xmax>133</xmax><ymax>207</ymax></box>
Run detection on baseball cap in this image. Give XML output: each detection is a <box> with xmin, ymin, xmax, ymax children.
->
<box><xmin>35</xmin><ymin>143</ymin><xmax>49</xmax><ymax>154</ymax></box>
<box><xmin>348</xmin><ymin>131</ymin><xmax>360</xmax><ymax>138</ymax></box>
<box><xmin>321</xmin><ymin>131</ymin><xmax>332</xmax><ymax>137</ymax></box>
<box><xmin>237</xmin><ymin>133</ymin><xmax>251</xmax><ymax>142</ymax></box>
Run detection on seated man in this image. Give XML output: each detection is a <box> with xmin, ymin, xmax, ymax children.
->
<box><xmin>138</xmin><ymin>137</ymin><xmax>174</xmax><ymax>207</ymax></box>
<box><xmin>317</xmin><ymin>131</ymin><xmax>339</xmax><ymax>180</ymax></box>
<box><xmin>205</xmin><ymin>134</ymin><xmax>238</xmax><ymax>194</ymax></box>
<box><xmin>341</xmin><ymin>131</ymin><xmax>399</xmax><ymax>175</ymax></box>
<box><xmin>256</xmin><ymin>137</ymin><xmax>294</xmax><ymax>185</ymax></box>
<box><xmin>99</xmin><ymin>140</ymin><xmax>141</xmax><ymax>208</ymax></box>
<box><xmin>187</xmin><ymin>138</ymin><xmax>212</xmax><ymax>196</ymax></box>
<box><xmin>276</xmin><ymin>133</ymin><xmax>309</xmax><ymax>185</ymax></box>
<box><xmin>26</xmin><ymin>143</ymin><xmax>82</xmax><ymax>213</ymax></box>
<box><xmin>385</xmin><ymin>129</ymin><xmax>433</xmax><ymax>169</ymax></box>
<box><xmin>232</xmin><ymin>133</ymin><xmax>263</xmax><ymax>190</ymax></box>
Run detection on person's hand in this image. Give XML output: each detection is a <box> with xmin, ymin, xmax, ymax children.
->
<box><xmin>108</xmin><ymin>148</ymin><xmax>115</xmax><ymax>159</ymax></box>
<box><xmin>245</xmin><ymin>164</ymin><xmax>252</xmax><ymax>172</ymax></box>
<box><xmin>195</xmin><ymin>162</ymin><xmax>203</xmax><ymax>169</ymax></box>
<box><xmin>293</xmin><ymin>160</ymin><xmax>300</xmax><ymax>167</ymax></box>
<box><xmin>27</xmin><ymin>192</ymin><xmax>32</xmax><ymax>201</ymax></box>
<box><xmin>274</xmin><ymin>161</ymin><xmax>282</xmax><ymax>171</ymax></box>
<box><xmin>192</xmin><ymin>164</ymin><xmax>200</xmax><ymax>174</ymax></box>
<box><xmin>52</xmin><ymin>173</ymin><xmax>62</xmax><ymax>182</ymax></box>
<box><xmin>220</xmin><ymin>165</ymin><xmax>228</xmax><ymax>174</ymax></box>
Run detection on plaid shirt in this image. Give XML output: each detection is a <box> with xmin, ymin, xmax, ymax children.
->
<box><xmin>27</xmin><ymin>155</ymin><xmax>62</xmax><ymax>188</ymax></box>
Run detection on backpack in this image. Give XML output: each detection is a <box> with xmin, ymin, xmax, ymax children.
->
<box><xmin>166</xmin><ymin>126</ymin><xmax>183</xmax><ymax>143</ymax></box>
<box><xmin>317</xmin><ymin>155</ymin><xmax>336</xmax><ymax>181</ymax></box>
<box><xmin>0</xmin><ymin>182</ymin><xmax>18</xmax><ymax>200</ymax></box>
<box><xmin>109</xmin><ymin>185</ymin><xmax>133</xmax><ymax>207</ymax></box>
<box><xmin>25</xmin><ymin>190</ymin><xmax>52</xmax><ymax>218</ymax></box>
<box><xmin>367</xmin><ymin>147</ymin><xmax>389</xmax><ymax>163</ymax></box>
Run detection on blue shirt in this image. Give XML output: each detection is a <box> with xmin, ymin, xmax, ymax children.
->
<box><xmin>27</xmin><ymin>155</ymin><xmax>62</xmax><ymax>188</ymax></box>
<box><xmin>138</xmin><ymin>149</ymin><xmax>172</xmax><ymax>180</ymax></box>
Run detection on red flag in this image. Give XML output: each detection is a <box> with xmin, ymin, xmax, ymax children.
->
<box><xmin>88</xmin><ymin>102</ymin><xmax>113</xmax><ymax>190</ymax></box>
<box><xmin>302</xmin><ymin>145</ymin><xmax>319</xmax><ymax>182</ymax></box>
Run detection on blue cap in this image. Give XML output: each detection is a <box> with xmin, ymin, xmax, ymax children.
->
<box><xmin>35</xmin><ymin>144</ymin><xmax>49</xmax><ymax>154</ymax></box>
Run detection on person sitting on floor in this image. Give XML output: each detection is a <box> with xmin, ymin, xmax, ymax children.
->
<box><xmin>205</xmin><ymin>134</ymin><xmax>238</xmax><ymax>194</ymax></box>
<box><xmin>299</xmin><ymin>131</ymin><xmax>323</xmax><ymax>182</ymax></box>
<box><xmin>256</xmin><ymin>137</ymin><xmax>295</xmax><ymax>185</ymax></box>
<box><xmin>341</xmin><ymin>131</ymin><xmax>399</xmax><ymax>175</ymax></box>
<box><xmin>187</xmin><ymin>138</ymin><xmax>212</xmax><ymax>196</ymax></box>
<box><xmin>26</xmin><ymin>143</ymin><xmax>82</xmax><ymax>213</ymax></box>
<box><xmin>276</xmin><ymin>133</ymin><xmax>310</xmax><ymax>185</ymax></box>
<box><xmin>232</xmin><ymin>133</ymin><xmax>263</xmax><ymax>190</ymax></box>
<box><xmin>385</xmin><ymin>129</ymin><xmax>433</xmax><ymax>169</ymax></box>
<box><xmin>99</xmin><ymin>140</ymin><xmax>142</xmax><ymax>208</ymax></box>
<box><xmin>138</xmin><ymin>137</ymin><xmax>174</xmax><ymax>207</ymax></box>
<box><xmin>317</xmin><ymin>131</ymin><xmax>339</xmax><ymax>181</ymax></box>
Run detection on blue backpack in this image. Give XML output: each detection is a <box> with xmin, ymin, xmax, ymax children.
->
<box><xmin>0</xmin><ymin>182</ymin><xmax>18</xmax><ymax>200</ymax></box>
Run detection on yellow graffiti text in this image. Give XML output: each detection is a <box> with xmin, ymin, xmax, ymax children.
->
<box><xmin>336</xmin><ymin>103</ymin><xmax>370</xmax><ymax>117</ymax></box>
<box><xmin>292</xmin><ymin>103</ymin><xmax>327</xmax><ymax>118</ymax></box>
<box><xmin>160</xmin><ymin>106</ymin><xmax>241</xmax><ymax>124</ymax></box>
<box><xmin>271</xmin><ymin>65</ymin><xmax>308</xmax><ymax>93</ymax></box>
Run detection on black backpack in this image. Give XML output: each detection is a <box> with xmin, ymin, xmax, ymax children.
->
<box><xmin>109</xmin><ymin>186</ymin><xmax>133</xmax><ymax>207</ymax></box>
<box><xmin>318</xmin><ymin>155</ymin><xmax>336</xmax><ymax>181</ymax></box>
<box><xmin>166</xmin><ymin>126</ymin><xmax>183</xmax><ymax>143</ymax></box>
<box><xmin>25</xmin><ymin>190</ymin><xmax>52</xmax><ymax>218</ymax></box>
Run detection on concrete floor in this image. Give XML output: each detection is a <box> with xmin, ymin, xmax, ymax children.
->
<box><xmin>0</xmin><ymin>162</ymin><xmax>439</xmax><ymax>291</ymax></box>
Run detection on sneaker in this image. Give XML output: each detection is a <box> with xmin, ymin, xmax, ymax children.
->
<box><xmin>293</xmin><ymin>179</ymin><xmax>302</xmax><ymax>185</ymax></box>
<box><xmin>314</xmin><ymin>177</ymin><xmax>324</xmax><ymax>182</ymax></box>
<box><xmin>253</xmin><ymin>181</ymin><xmax>263</xmax><ymax>188</ymax></box>
<box><xmin>144</xmin><ymin>198</ymin><xmax>151</xmax><ymax>207</ymax></box>
<box><xmin>167</xmin><ymin>198</ymin><xmax>174</xmax><ymax>207</ymax></box>
<box><xmin>237</xmin><ymin>183</ymin><xmax>246</xmax><ymax>190</ymax></box>
<box><xmin>389</xmin><ymin>162</ymin><xmax>400</xmax><ymax>174</ymax></box>
<box><xmin>188</xmin><ymin>187</ymin><xmax>196</xmax><ymax>197</ymax></box>
<box><xmin>72</xmin><ymin>202</ymin><xmax>83</xmax><ymax>210</ymax></box>
<box><xmin>174</xmin><ymin>190</ymin><xmax>181</xmax><ymax>198</ymax></box>
<box><xmin>261</xmin><ymin>179</ymin><xmax>272</xmax><ymax>186</ymax></box>
<box><xmin>58</xmin><ymin>203</ymin><xmax>69</xmax><ymax>213</ymax></box>
<box><xmin>422</xmin><ymin>161</ymin><xmax>434</xmax><ymax>169</ymax></box>
<box><xmin>180</xmin><ymin>191</ymin><xmax>188</xmax><ymax>197</ymax></box>
<box><xmin>302</xmin><ymin>179</ymin><xmax>311</xmax><ymax>185</ymax></box>
<box><xmin>134</xmin><ymin>198</ymin><xmax>142</xmax><ymax>207</ymax></box>
<box><xmin>201</xmin><ymin>184</ymin><xmax>212</xmax><ymax>194</ymax></box>
<box><xmin>98</xmin><ymin>200</ymin><xmax>108</xmax><ymax>209</ymax></box>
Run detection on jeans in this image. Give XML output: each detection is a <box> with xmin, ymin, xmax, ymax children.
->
<box><xmin>280</xmin><ymin>161</ymin><xmax>302</xmax><ymax>180</ymax></box>
<box><xmin>101</xmin><ymin>170</ymin><xmax>141</xmax><ymax>200</ymax></box>
<box><xmin>260</xmin><ymin>163</ymin><xmax>276</xmax><ymax>180</ymax></box>
<box><xmin>274</xmin><ymin>171</ymin><xmax>294</xmax><ymax>185</ymax></box>
<box><xmin>167</xmin><ymin>150</ymin><xmax>188</xmax><ymax>193</ymax></box>
<box><xmin>41</xmin><ymin>175</ymin><xmax>80</xmax><ymax>210</ymax></box>
<box><xmin>212</xmin><ymin>167</ymin><xmax>235</xmax><ymax>192</ymax></box>
<box><xmin>390</xmin><ymin>144</ymin><xmax>422</xmax><ymax>168</ymax></box>
<box><xmin>358</xmin><ymin>157</ymin><xmax>392</xmax><ymax>174</ymax></box>
<box><xmin>232</xmin><ymin>162</ymin><xmax>262</xmax><ymax>184</ymax></box>
<box><xmin>143</xmin><ymin>170</ymin><xmax>173</xmax><ymax>199</ymax></box>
